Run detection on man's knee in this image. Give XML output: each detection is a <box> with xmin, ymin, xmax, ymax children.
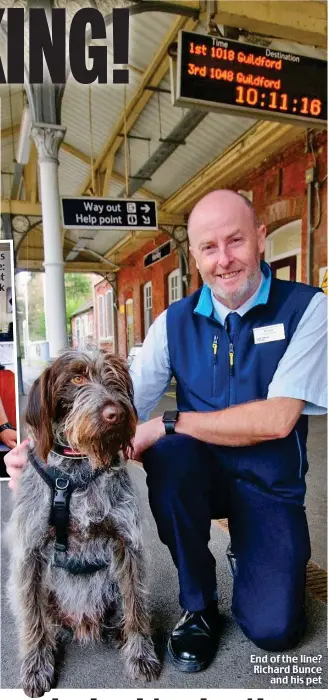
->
<box><xmin>143</xmin><ymin>433</ymin><xmax>188</xmax><ymax>464</ymax></box>
<box><xmin>142</xmin><ymin>434</ymin><xmax>204</xmax><ymax>491</ymax></box>
<box><xmin>240</xmin><ymin>613</ymin><xmax>305</xmax><ymax>651</ymax></box>
<box><xmin>142</xmin><ymin>434</ymin><xmax>210</xmax><ymax>529</ymax></box>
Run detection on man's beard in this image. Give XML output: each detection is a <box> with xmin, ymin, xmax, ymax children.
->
<box><xmin>211</xmin><ymin>269</ymin><xmax>260</xmax><ymax>307</ymax></box>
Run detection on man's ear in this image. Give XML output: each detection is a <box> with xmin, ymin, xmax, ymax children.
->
<box><xmin>257</xmin><ymin>224</ymin><xmax>267</xmax><ymax>255</ymax></box>
<box><xmin>189</xmin><ymin>245</ymin><xmax>199</xmax><ymax>270</ymax></box>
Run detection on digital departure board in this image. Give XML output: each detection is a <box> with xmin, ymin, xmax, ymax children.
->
<box><xmin>172</xmin><ymin>31</ymin><xmax>327</xmax><ymax>126</ymax></box>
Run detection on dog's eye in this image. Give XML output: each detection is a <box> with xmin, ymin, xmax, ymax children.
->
<box><xmin>71</xmin><ymin>376</ymin><xmax>88</xmax><ymax>385</ymax></box>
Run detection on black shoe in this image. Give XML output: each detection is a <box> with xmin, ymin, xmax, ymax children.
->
<box><xmin>226</xmin><ymin>543</ymin><xmax>237</xmax><ymax>578</ymax></box>
<box><xmin>167</xmin><ymin>603</ymin><xmax>220</xmax><ymax>673</ymax></box>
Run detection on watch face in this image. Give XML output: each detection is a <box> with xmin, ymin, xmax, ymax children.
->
<box><xmin>163</xmin><ymin>410</ymin><xmax>179</xmax><ymax>422</ymax></box>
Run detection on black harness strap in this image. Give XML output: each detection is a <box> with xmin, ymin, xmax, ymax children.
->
<box><xmin>29</xmin><ymin>449</ymin><xmax>108</xmax><ymax>575</ymax></box>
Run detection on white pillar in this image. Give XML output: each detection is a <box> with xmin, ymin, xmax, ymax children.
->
<box><xmin>31</xmin><ymin>123</ymin><xmax>67</xmax><ymax>358</ymax></box>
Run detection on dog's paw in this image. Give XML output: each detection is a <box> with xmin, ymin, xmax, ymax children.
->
<box><xmin>22</xmin><ymin>672</ymin><xmax>53</xmax><ymax>698</ymax></box>
<box><xmin>21</xmin><ymin>650</ymin><xmax>55</xmax><ymax>698</ymax></box>
<box><xmin>127</xmin><ymin>654</ymin><xmax>161</xmax><ymax>682</ymax></box>
<box><xmin>123</xmin><ymin>634</ymin><xmax>161</xmax><ymax>681</ymax></box>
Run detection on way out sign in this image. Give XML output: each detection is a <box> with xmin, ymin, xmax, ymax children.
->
<box><xmin>61</xmin><ymin>197</ymin><xmax>158</xmax><ymax>230</ymax></box>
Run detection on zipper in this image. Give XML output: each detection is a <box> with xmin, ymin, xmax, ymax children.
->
<box><xmin>295</xmin><ymin>429</ymin><xmax>303</xmax><ymax>478</ymax></box>
<box><xmin>212</xmin><ymin>334</ymin><xmax>218</xmax><ymax>396</ymax></box>
<box><xmin>224</xmin><ymin>317</ymin><xmax>235</xmax><ymax>405</ymax></box>
<box><xmin>228</xmin><ymin>340</ymin><xmax>235</xmax><ymax>404</ymax></box>
<box><xmin>229</xmin><ymin>342</ymin><xmax>234</xmax><ymax>376</ymax></box>
<box><xmin>225</xmin><ymin>314</ymin><xmax>241</xmax><ymax>405</ymax></box>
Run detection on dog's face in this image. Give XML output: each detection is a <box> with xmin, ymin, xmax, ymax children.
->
<box><xmin>25</xmin><ymin>351</ymin><xmax>137</xmax><ymax>467</ymax></box>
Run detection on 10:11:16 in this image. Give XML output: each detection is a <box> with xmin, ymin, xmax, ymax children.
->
<box><xmin>235</xmin><ymin>86</ymin><xmax>322</xmax><ymax>116</ymax></box>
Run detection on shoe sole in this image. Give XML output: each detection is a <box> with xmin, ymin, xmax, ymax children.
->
<box><xmin>167</xmin><ymin>639</ymin><xmax>216</xmax><ymax>673</ymax></box>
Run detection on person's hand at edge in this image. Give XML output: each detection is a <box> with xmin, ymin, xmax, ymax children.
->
<box><xmin>0</xmin><ymin>428</ymin><xmax>17</xmax><ymax>449</ymax></box>
<box><xmin>4</xmin><ymin>439</ymin><xmax>30</xmax><ymax>491</ymax></box>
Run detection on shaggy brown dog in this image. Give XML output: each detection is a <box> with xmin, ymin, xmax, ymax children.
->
<box><xmin>6</xmin><ymin>350</ymin><xmax>160</xmax><ymax>698</ymax></box>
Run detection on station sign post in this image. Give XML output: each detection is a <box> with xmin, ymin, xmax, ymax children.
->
<box><xmin>61</xmin><ymin>197</ymin><xmax>158</xmax><ymax>230</ymax></box>
<box><xmin>171</xmin><ymin>31</ymin><xmax>327</xmax><ymax>127</ymax></box>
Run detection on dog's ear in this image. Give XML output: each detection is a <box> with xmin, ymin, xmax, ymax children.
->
<box><xmin>25</xmin><ymin>367</ymin><xmax>54</xmax><ymax>461</ymax></box>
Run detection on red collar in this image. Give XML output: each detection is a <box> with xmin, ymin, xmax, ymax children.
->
<box><xmin>51</xmin><ymin>443</ymin><xmax>86</xmax><ymax>459</ymax></box>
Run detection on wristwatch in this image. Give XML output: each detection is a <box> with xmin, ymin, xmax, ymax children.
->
<box><xmin>0</xmin><ymin>422</ymin><xmax>14</xmax><ymax>433</ymax></box>
<box><xmin>162</xmin><ymin>410</ymin><xmax>180</xmax><ymax>435</ymax></box>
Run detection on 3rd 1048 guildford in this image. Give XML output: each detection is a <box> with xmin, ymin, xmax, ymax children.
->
<box><xmin>187</xmin><ymin>61</ymin><xmax>323</xmax><ymax>119</ymax></box>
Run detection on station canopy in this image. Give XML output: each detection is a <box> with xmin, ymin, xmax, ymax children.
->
<box><xmin>0</xmin><ymin>0</ymin><xmax>327</xmax><ymax>274</ymax></box>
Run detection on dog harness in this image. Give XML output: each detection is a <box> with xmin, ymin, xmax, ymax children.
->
<box><xmin>29</xmin><ymin>448</ymin><xmax>108</xmax><ymax>575</ymax></box>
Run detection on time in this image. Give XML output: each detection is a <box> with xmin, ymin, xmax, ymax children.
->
<box><xmin>235</xmin><ymin>87</ymin><xmax>322</xmax><ymax>117</ymax></box>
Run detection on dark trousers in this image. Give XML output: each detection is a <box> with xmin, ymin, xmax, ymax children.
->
<box><xmin>142</xmin><ymin>435</ymin><xmax>311</xmax><ymax>651</ymax></box>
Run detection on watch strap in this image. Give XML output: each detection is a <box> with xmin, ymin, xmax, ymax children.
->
<box><xmin>162</xmin><ymin>411</ymin><xmax>179</xmax><ymax>435</ymax></box>
<box><xmin>0</xmin><ymin>422</ymin><xmax>14</xmax><ymax>433</ymax></box>
<box><xmin>163</xmin><ymin>419</ymin><xmax>176</xmax><ymax>435</ymax></box>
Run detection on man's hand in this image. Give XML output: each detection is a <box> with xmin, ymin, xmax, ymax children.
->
<box><xmin>131</xmin><ymin>417</ymin><xmax>165</xmax><ymax>461</ymax></box>
<box><xmin>0</xmin><ymin>427</ymin><xmax>17</xmax><ymax>449</ymax></box>
<box><xmin>4</xmin><ymin>439</ymin><xmax>30</xmax><ymax>491</ymax></box>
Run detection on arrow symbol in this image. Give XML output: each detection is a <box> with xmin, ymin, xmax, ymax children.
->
<box><xmin>141</xmin><ymin>204</ymin><xmax>150</xmax><ymax>213</ymax></box>
<box><xmin>142</xmin><ymin>216</ymin><xmax>150</xmax><ymax>224</ymax></box>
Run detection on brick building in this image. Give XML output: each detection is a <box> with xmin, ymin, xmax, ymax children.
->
<box><xmin>91</xmin><ymin>130</ymin><xmax>327</xmax><ymax>358</ymax></box>
<box><xmin>93</xmin><ymin>277</ymin><xmax>116</xmax><ymax>353</ymax></box>
<box><xmin>70</xmin><ymin>300</ymin><xmax>94</xmax><ymax>350</ymax></box>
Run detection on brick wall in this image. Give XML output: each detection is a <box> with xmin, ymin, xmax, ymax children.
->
<box><xmin>116</xmin><ymin>233</ymin><xmax>181</xmax><ymax>356</ymax></box>
<box><xmin>232</xmin><ymin>130</ymin><xmax>327</xmax><ymax>285</ymax></box>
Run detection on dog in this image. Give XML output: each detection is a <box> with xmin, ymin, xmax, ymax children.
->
<box><xmin>6</xmin><ymin>350</ymin><xmax>161</xmax><ymax>698</ymax></box>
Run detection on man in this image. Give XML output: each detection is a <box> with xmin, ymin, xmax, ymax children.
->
<box><xmin>5</xmin><ymin>190</ymin><xmax>327</xmax><ymax>673</ymax></box>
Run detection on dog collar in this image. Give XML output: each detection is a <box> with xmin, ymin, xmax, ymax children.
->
<box><xmin>51</xmin><ymin>442</ymin><xmax>86</xmax><ymax>459</ymax></box>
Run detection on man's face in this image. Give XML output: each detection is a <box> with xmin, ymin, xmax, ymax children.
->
<box><xmin>189</xmin><ymin>193</ymin><xmax>267</xmax><ymax>309</ymax></box>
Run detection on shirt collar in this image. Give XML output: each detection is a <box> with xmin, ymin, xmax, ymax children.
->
<box><xmin>194</xmin><ymin>260</ymin><xmax>272</xmax><ymax>324</ymax></box>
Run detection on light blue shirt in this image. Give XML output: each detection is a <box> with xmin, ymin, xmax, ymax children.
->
<box><xmin>130</xmin><ymin>268</ymin><xmax>327</xmax><ymax>421</ymax></box>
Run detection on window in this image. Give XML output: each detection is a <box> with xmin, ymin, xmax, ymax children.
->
<box><xmin>126</xmin><ymin>298</ymin><xmax>134</xmax><ymax>353</ymax></box>
<box><xmin>83</xmin><ymin>315</ymin><xmax>89</xmax><ymax>338</ymax></box>
<box><xmin>98</xmin><ymin>290</ymin><xmax>114</xmax><ymax>339</ymax></box>
<box><xmin>75</xmin><ymin>317</ymin><xmax>81</xmax><ymax>342</ymax></box>
<box><xmin>265</xmin><ymin>220</ymin><xmax>302</xmax><ymax>282</ymax></box>
<box><xmin>143</xmin><ymin>282</ymin><xmax>152</xmax><ymax>336</ymax></box>
<box><xmin>105</xmin><ymin>289</ymin><xmax>114</xmax><ymax>338</ymax></box>
<box><xmin>88</xmin><ymin>318</ymin><xmax>93</xmax><ymax>335</ymax></box>
<box><xmin>168</xmin><ymin>269</ymin><xmax>182</xmax><ymax>304</ymax></box>
<box><xmin>98</xmin><ymin>295</ymin><xmax>105</xmax><ymax>338</ymax></box>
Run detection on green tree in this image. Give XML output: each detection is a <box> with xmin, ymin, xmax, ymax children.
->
<box><xmin>26</xmin><ymin>272</ymin><xmax>93</xmax><ymax>340</ymax></box>
<box><xmin>65</xmin><ymin>273</ymin><xmax>92</xmax><ymax>335</ymax></box>
<box><xmin>27</xmin><ymin>272</ymin><xmax>46</xmax><ymax>341</ymax></box>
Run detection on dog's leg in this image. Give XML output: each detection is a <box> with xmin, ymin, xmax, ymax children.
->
<box><xmin>9</xmin><ymin>553</ymin><xmax>56</xmax><ymax>698</ymax></box>
<box><xmin>114</xmin><ymin>542</ymin><xmax>161</xmax><ymax>682</ymax></box>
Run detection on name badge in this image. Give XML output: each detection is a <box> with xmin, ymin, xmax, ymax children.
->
<box><xmin>253</xmin><ymin>323</ymin><xmax>285</xmax><ymax>344</ymax></box>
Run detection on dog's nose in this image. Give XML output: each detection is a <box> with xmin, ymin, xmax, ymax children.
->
<box><xmin>102</xmin><ymin>405</ymin><xmax>120</xmax><ymax>423</ymax></box>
